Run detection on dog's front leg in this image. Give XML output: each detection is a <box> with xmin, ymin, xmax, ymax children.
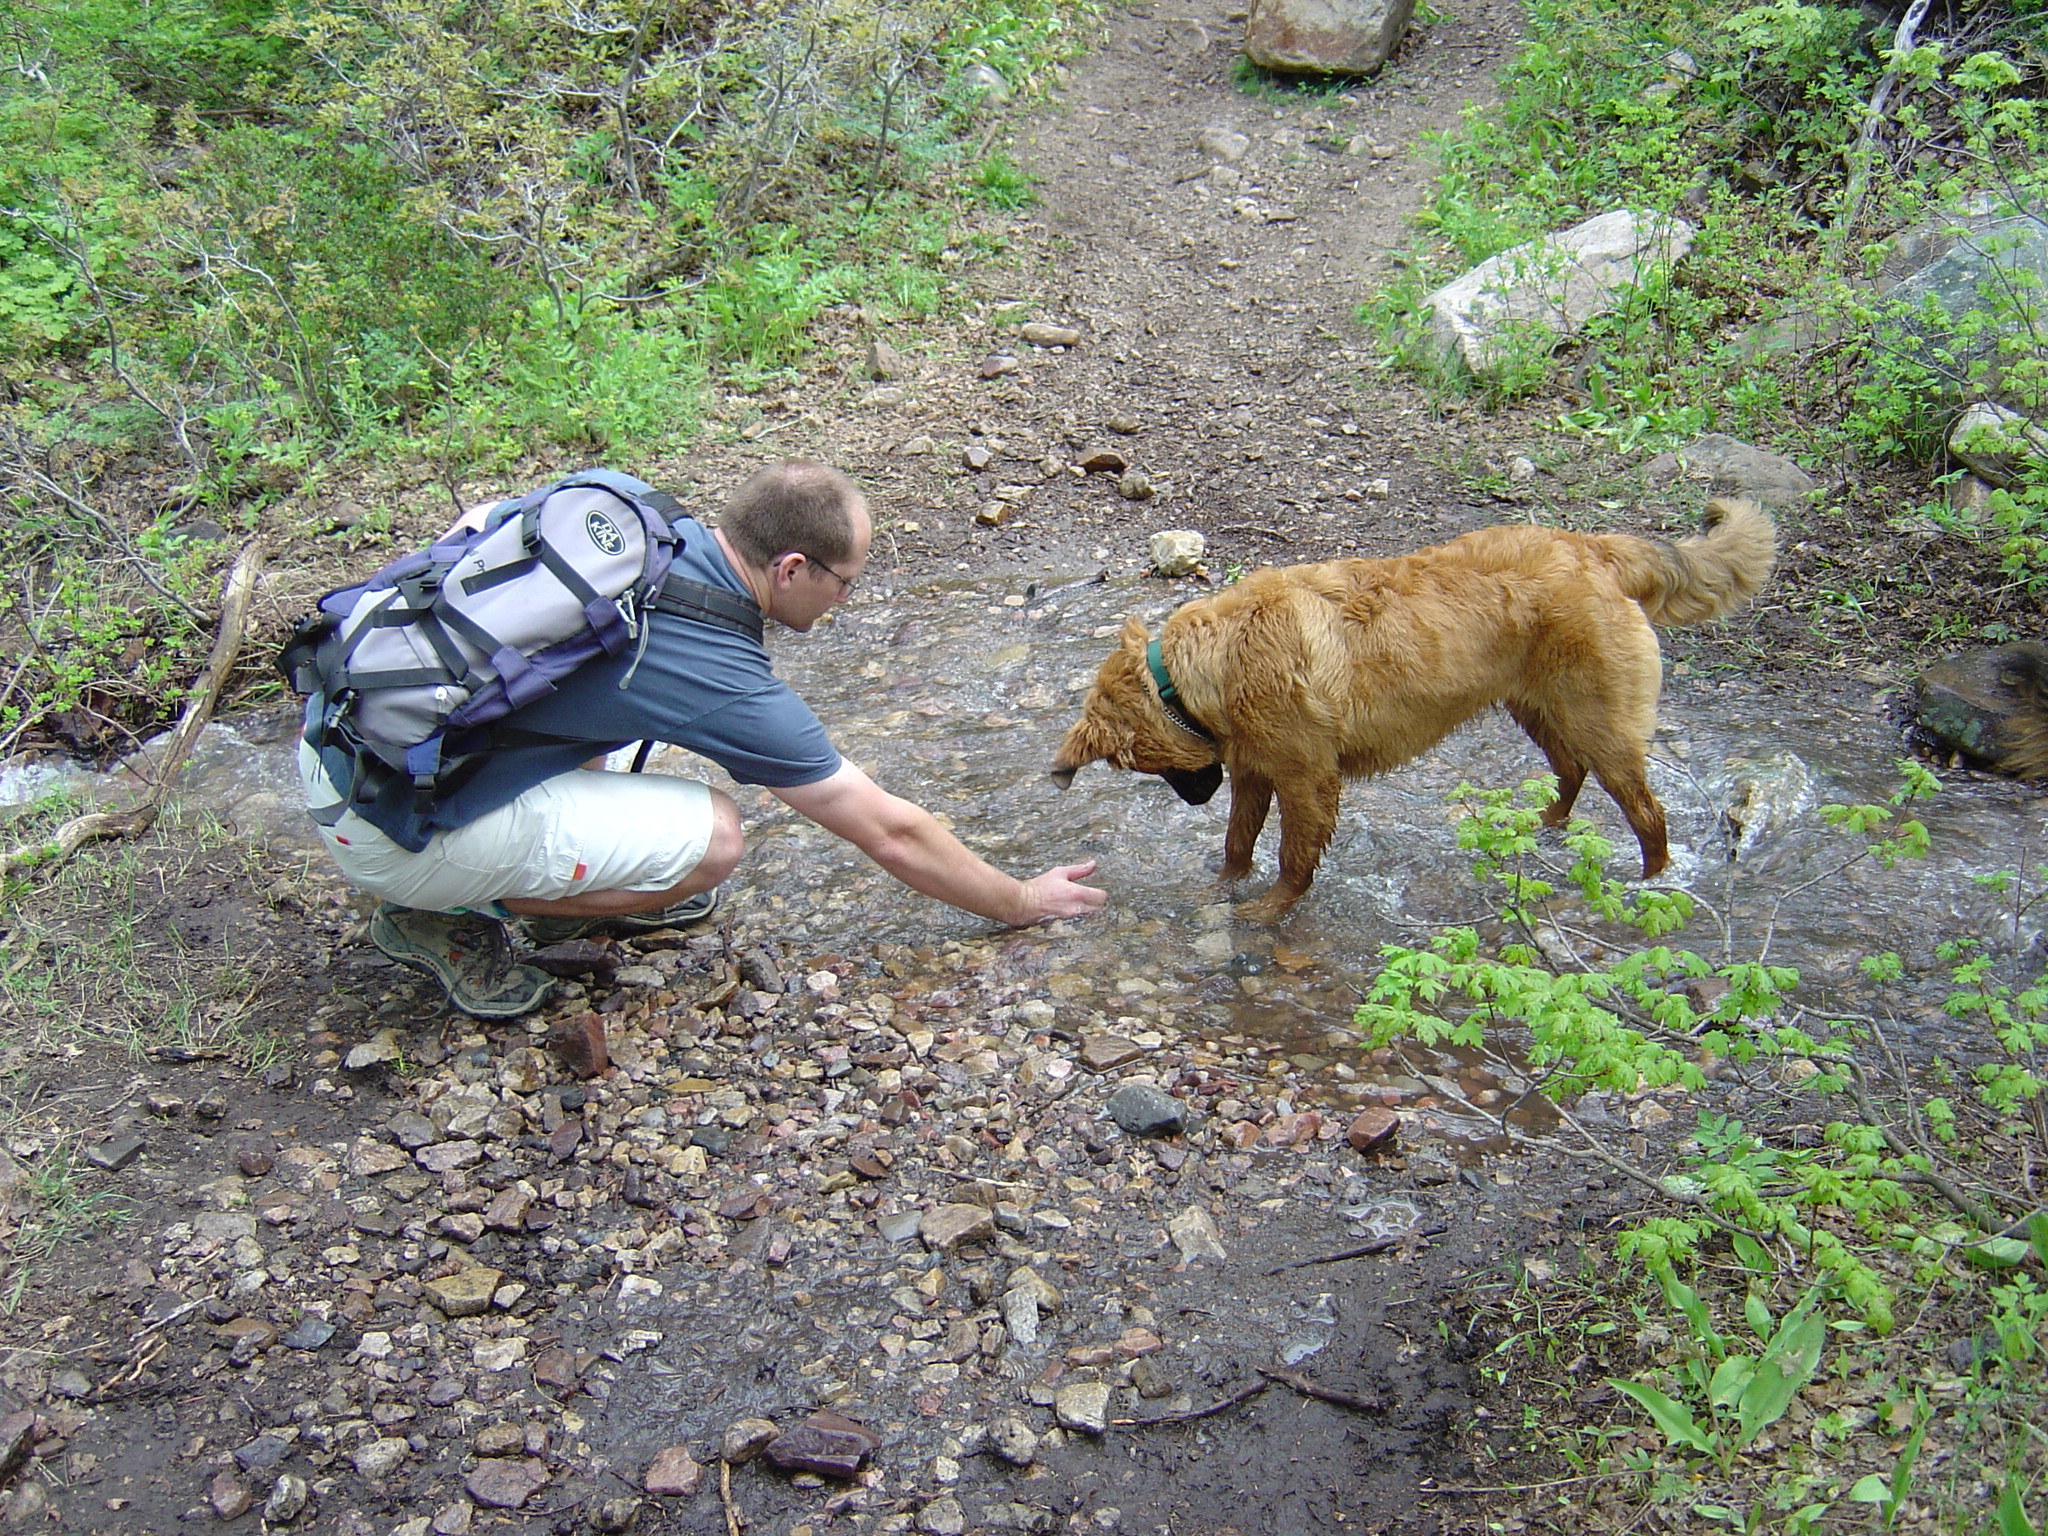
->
<box><xmin>1237</xmin><ymin>772</ymin><xmax>1340</xmax><ymax>923</ymax></box>
<box><xmin>1219</xmin><ymin>769</ymin><xmax>1273</xmax><ymax>883</ymax></box>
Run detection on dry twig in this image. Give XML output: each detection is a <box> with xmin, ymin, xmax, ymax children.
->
<box><xmin>1111</xmin><ymin>1378</ymin><xmax>1269</xmax><ymax>1427</ymax></box>
<box><xmin>0</xmin><ymin>543</ymin><xmax>263</xmax><ymax>880</ymax></box>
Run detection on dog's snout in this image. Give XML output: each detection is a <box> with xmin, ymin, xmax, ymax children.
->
<box><xmin>1049</xmin><ymin>766</ymin><xmax>1077</xmax><ymax>789</ymax></box>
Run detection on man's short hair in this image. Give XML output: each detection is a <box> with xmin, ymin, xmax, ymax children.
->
<box><xmin>719</xmin><ymin>461</ymin><xmax>865</xmax><ymax>568</ymax></box>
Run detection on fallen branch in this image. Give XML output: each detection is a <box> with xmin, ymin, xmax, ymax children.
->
<box><xmin>0</xmin><ymin>543</ymin><xmax>263</xmax><ymax>881</ymax></box>
<box><xmin>1266</xmin><ymin>1224</ymin><xmax>1447</xmax><ymax>1274</ymax></box>
<box><xmin>1257</xmin><ymin>1366</ymin><xmax>1384</xmax><ymax>1413</ymax></box>
<box><xmin>719</xmin><ymin>1456</ymin><xmax>743</xmax><ymax>1536</ymax></box>
<box><xmin>1835</xmin><ymin>0</ymin><xmax>1934</xmax><ymax>242</ymax></box>
<box><xmin>1110</xmin><ymin>1378</ymin><xmax>1269</xmax><ymax>1427</ymax></box>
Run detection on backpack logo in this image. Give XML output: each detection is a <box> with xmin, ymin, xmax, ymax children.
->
<box><xmin>585</xmin><ymin>509</ymin><xmax>625</xmax><ymax>556</ymax></box>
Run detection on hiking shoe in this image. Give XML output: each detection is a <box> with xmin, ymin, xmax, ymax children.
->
<box><xmin>368</xmin><ymin>904</ymin><xmax>555</xmax><ymax>1020</ymax></box>
<box><xmin>521</xmin><ymin>887</ymin><xmax>721</xmax><ymax>946</ymax></box>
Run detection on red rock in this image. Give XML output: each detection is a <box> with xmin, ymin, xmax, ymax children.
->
<box><xmin>1265</xmin><ymin>1111</ymin><xmax>1323</xmax><ymax>1148</ymax></box>
<box><xmin>464</xmin><ymin>1457</ymin><xmax>548</xmax><ymax>1509</ymax></box>
<box><xmin>551</xmin><ymin>1012</ymin><xmax>608</xmax><ymax>1078</ymax></box>
<box><xmin>210</xmin><ymin>1471</ymin><xmax>254</xmax><ymax>1520</ymax></box>
<box><xmin>1346</xmin><ymin>1106</ymin><xmax>1400</xmax><ymax>1154</ymax></box>
<box><xmin>643</xmin><ymin>1445</ymin><xmax>703</xmax><ymax>1496</ymax></box>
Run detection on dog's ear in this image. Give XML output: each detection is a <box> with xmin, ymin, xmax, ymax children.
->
<box><xmin>1160</xmin><ymin>764</ymin><xmax>1224</xmax><ymax>805</ymax></box>
<box><xmin>1050</xmin><ymin>711</ymin><xmax>1120</xmax><ymax>788</ymax></box>
<box><xmin>1119</xmin><ymin>614</ymin><xmax>1150</xmax><ymax>650</ymax></box>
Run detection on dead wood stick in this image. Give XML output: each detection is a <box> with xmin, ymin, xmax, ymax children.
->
<box><xmin>1</xmin><ymin>543</ymin><xmax>263</xmax><ymax>880</ymax></box>
<box><xmin>1265</xmin><ymin>1224</ymin><xmax>1448</xmax><ymax>1274</ymax></box>
<box><xmin>1211</xmin><ymin>524</ymin><xmax>1293</xmax><ymax>542</ymax></box>
<box><xmin>1257</xmin><ymin>1366</ymin><xmax>1384</xmax><ymax>1412</ymax></box>
<box><xmin>719</xmin><ymin>1457</ymin><xmax>743</xmax><ymax>1536</ymax></box>
<box><xmin>1111</xmin><ymin>1378</ymin><xmax>1269</xmax><ymax>1427</ymax></box>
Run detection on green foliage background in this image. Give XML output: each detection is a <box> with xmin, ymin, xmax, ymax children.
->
<box><xmin>0</xmin><ymin>0</ymin><xmax>1093</xmax><ymax>752</ymax></box>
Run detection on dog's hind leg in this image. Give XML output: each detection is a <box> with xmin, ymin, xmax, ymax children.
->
<box><xmin>1587</xmin><ymin>756</ymin><xmax>1669</xmax><ymax>878</ymax></box>
<box><xmin>1507</xmin><ymin>705</ymin><xmax>1588</xmax><ymax>827</ymax></box>
<box><xmin>1220</xmin><ymin>768</ymin><xmax>1274</xmax><ymax>883</ymax></box>
<box><xmin>1238</xmin><ymin>771</ymin><xmax>1341</xmax><ymax>923</ymax></box>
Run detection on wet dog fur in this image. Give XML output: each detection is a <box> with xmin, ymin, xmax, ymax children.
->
<box><xmin>1050</xmin><ymin>498</ymin><xmax>1777</xmax><ymax>921</ymax></box>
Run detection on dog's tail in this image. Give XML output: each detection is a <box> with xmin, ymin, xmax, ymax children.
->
<box><xmin>1605</xmin><ymin>496</ymin><xmax>1777</xmax><ymax>628</ymax></box>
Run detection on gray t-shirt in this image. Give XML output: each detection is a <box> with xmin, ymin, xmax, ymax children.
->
<box><xmin>343</xmin><ymin>515</ymin><xmax>840</xmax><ymax>848</ymax></box>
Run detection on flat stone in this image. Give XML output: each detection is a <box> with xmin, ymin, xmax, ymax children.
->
<box><xmin>422</xmin><ymin>1267</ymin><xmax>502</xmax><ymax>1318</ymax></box>
<box><xmin>1020</xmin><ymin>322</ymin><xmax>1081</xmax><ymax>348</ymax></box>
<box><xmin>347</xmin><ymin>1139</ymin><xmax>410</xmax><ymax>1178</ymax></box>
<box><xmin>1074</xmin><ymin>447</ymin><xmax>1127</xmax><ymax>473</ymax></box>
<box><xmin>1078</xmin><ymin>1035</ymin><xmax>1144</xmax><ymax>1073</ymax></box>
<box><xmin>465</xmin><ymin>1458</ymin><xmax>548</xmax><ymax>1510</ymax></box>
<box><xmin>1245</xmin><ymin>0</ymin><xmax>1415</xmax><ymax>76</ymax></box>
<box><xmin>920</xmin><ymin>1203</ymin><xmax>995</xmax><ymax>1251</ymax></box>
<box><xmin>919</xmin><ymin>1495</ymin><xmax>968</xmax><ymax>1536</ymax></box>
<box><xmin>868</xmin><ymin>338</ymin><xmax>909</xmax><ymax>380</ymax></box>
<box><xmin>473</xmin><ymin>1337</ymin><xmax>527</xmax><ymax>1372</ymax></box>
<box><xmin>763</xmin><ymin>1410</ymin><xmax>881</xmax><ymax>1479</ymax></box>
<box><xmin>416</xmin><ymin>1140</ymin><xmax>482</xmax><ymax>1174</ymax></box>
<box><xmin>431</xmin><ymin>1500</ymin><xmax>474</xmax><ymax>1536</ymax></box>
<box><xmin>1053</xmin><ymin>1381</ymin><xmax>1113</xmax><ymax>1435</ymax></box>
<box><xmin>1108</xmin><ymin>1083</ymin><xmax>1186</xmax><ymax>1138</ymax></box>
<box><xmin>643</xmin><ymin>1445</ymin><xmax>703</xmax><ymax>1496</ymax></box>
<box><xmin>343</xmin><ymin>1028</ymin><xmax>404</xmax><ymax>1070</ymax></box>
<box><xmin>1640</xmin><ymin>433</ymin><xmax>1817</xmax><ymax>507</ymax></box>
<box><xmin>233</xmin><ymin>1434</ymin><xmax>293</xmax><ymax>1473</ymax></box>
<box><xmin>84</xmin><ymin>1135</ymin><xmax>144</xmax><ymax>1172</ymax></box>
<box><xmin>387</xmin><ymin>1111</ymin><xmax>440</xmax><ymax>1149</ymax></box>
<box><xmin>1197</xmin><ymin>125</ymin><xmax>1250</xmax><ymax>162</ymax></box>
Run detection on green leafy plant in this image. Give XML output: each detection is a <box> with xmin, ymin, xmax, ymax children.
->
<box><xmin>1607</xmin><ymin>1276</ymin><xmax>1830</xmax><ymax>1472</ymax></box>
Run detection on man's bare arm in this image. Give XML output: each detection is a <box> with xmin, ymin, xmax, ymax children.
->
<box><xmin>773</xmin><ymin>761</ymin><xmax>1104</xmax><ymax>926</ymax></box>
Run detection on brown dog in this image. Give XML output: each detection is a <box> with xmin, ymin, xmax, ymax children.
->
<box><xmin>1050</xmin><ymin>498</ymin><xmax>1776</xmax><ymax>921</ymax></box>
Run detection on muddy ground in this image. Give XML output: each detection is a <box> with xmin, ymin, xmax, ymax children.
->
<box><xmin>0</xmin><ymin>1</ymin><xmax>2027</xmax><ymax>1534</ymax></box>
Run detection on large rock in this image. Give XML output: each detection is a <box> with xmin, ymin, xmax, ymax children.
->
<box><xmin>1641</xmin><ymin>434</ymin><xmax>1817</xmax><ymax>507</ymax></box>
<box><xmin>1947</xmin><ymin>403</ymin><xmax>2048</xmax><ymax>489</ymax></box>
<box><xmin>1244</xmin><ymin>0</ymin><xmax>1416</xmax><ymax>77</ymax></box>
<box><xmin>1877</xmin><ymin>216</ymin><xmax>2048</xmax><ymax>403</ymax></box>
<box><xmin>1912</xmin><ymin>644</ymin><xmax>2048</xmax><ymax>779</ymax></box>
<box><xmin>1424</xmin><ymin>210</ymin><xmax>1696</xmax><ymax>378</ymax></box>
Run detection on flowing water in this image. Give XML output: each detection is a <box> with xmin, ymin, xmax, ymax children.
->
<box><xmin>13</xmin><ymin>570</ymin><xmax>2043</xmax><ymax>1116</ymax></box>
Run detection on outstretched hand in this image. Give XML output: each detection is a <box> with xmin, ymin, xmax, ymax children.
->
<box><xmin>1012</xmin><ymin>859</ymin><xmax>1107</xmax><ymax>926</ymax></box>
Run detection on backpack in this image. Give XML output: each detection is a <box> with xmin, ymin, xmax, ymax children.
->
<box><xmin>280</xmin><ymin>469</ymin><xmax>761</xmax><ymax>838</ymax></box>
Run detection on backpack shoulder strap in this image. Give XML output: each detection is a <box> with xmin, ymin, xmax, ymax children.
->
<box><xmin>649</xmin><ymin>572</ymin><xmax>764</xmax><ymax>644</ymax></box>
<box><xmin>557</xmin><ymin>468</ymin><xmax>687</xmax><ymax>525</ymax></box>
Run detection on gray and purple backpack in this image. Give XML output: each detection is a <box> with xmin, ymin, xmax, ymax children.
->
<box><xmin>280</xmin><ymin>468</ymin><xmax>758</xmax><ymax>835</ymax></box>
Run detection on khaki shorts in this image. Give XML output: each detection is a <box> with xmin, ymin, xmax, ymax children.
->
<box><xmin>300</xmin><ymin>741</ymin><xmax>713</xmax><ymax>912</ymax></box>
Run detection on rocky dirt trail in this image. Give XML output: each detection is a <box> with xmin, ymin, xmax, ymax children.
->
<box><xmin>0</xmin><ymin>5</ymin><xmax>1691</xmax><ymax>1536</ymax></box>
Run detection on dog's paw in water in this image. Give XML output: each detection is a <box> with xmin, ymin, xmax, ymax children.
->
<box><xmin>1233</xmin><ymin>894</ymin><xmax>1295</xmax><ymax>925</ymax></box>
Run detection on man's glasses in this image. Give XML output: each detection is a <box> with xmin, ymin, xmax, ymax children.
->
<box><xmin>808</xmin><ymin>556</ymin><xmax>857</xmax><ymax>595</ymax></box>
